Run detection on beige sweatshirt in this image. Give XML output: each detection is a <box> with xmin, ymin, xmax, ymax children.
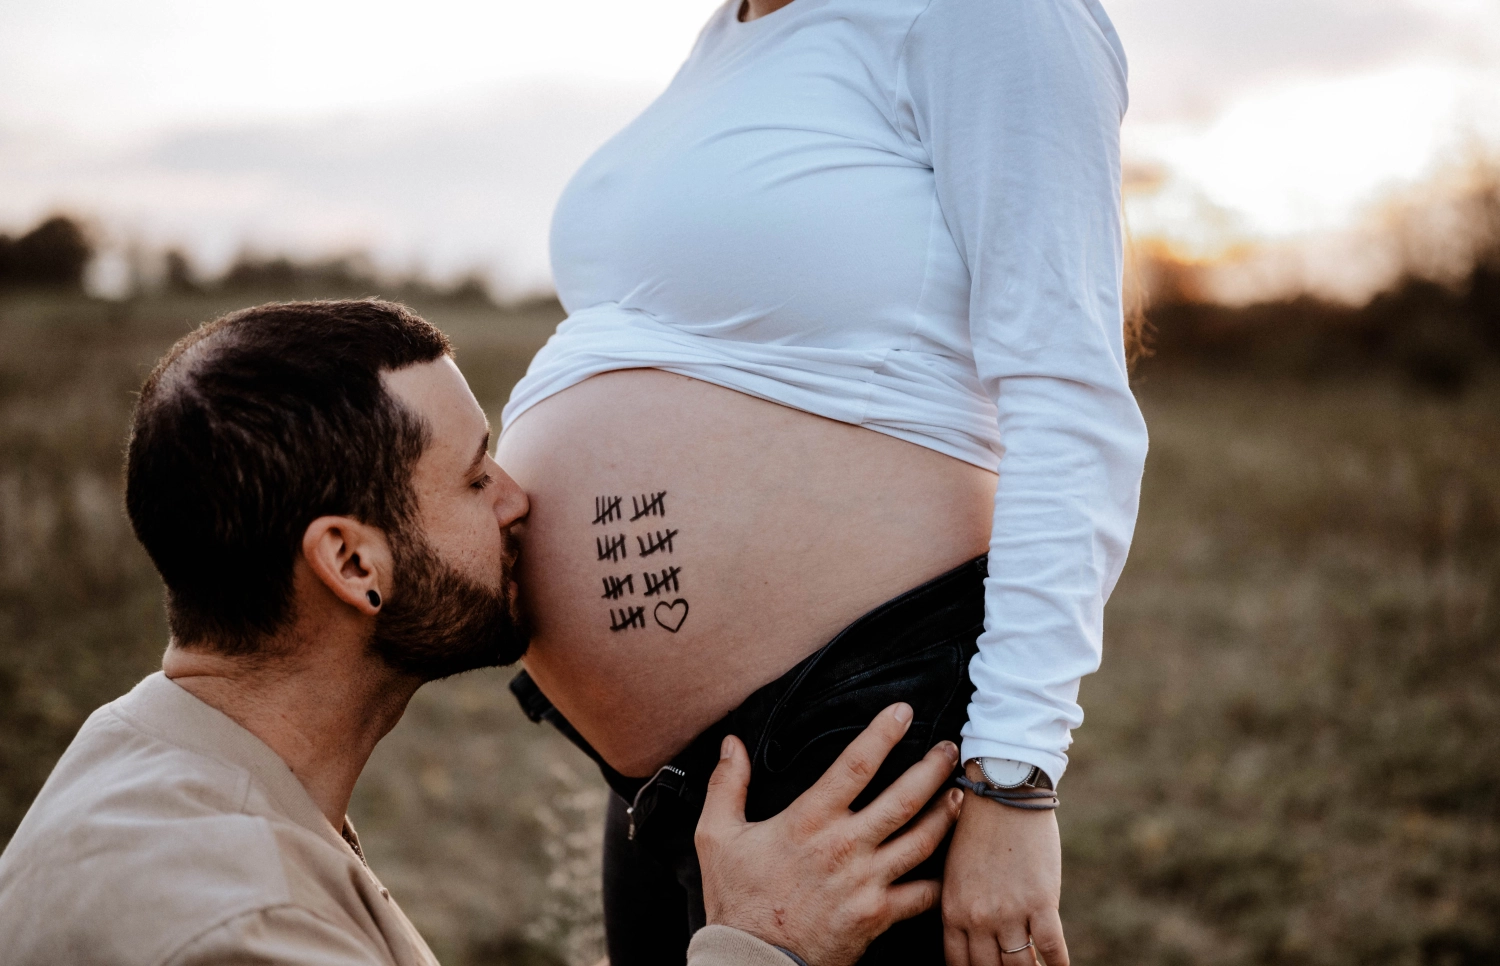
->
<box><xmin>0</xmin><ymin>673</ymin><xmax>792</xmax><ymax>966</ymax></box>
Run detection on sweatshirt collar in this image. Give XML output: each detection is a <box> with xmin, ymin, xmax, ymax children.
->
<box><xmin>110</xmin><ymin>672</ymin><xmax>356</xmax><ymax>859</ymax></box>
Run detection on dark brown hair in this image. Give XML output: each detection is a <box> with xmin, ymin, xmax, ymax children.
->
<box><xmin>125</xmin><ymin>299</ymin><xmax>451</xmax><ymax>654</ymax></box>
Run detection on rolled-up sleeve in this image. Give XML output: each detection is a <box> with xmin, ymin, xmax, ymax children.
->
<box><xmin>899</xmin><ymin>0</ymin><xmax>1149</xmax><ymax>781</ymax></box>
<box><xmin>688</xmin><ymin>925</ymin><xmax>800</xmax><ymax>966</ymax></box>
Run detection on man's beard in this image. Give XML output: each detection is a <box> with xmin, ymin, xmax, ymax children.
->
<box><xmin>369</xmin><ymin>526</ymin><xmax>528</xmax><ymax>681</ymax></box>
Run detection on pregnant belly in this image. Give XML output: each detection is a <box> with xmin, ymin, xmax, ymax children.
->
<box><xmin>495</xmin><ymin>369</ymin><xmax>996</xmax><ymax>777</ymax></box>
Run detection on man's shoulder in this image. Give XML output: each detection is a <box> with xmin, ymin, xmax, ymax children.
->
<box><xmin>2</xmin><ymin>692</ymin><xmax>263</xmax><ymax>859</ymax></box>
<box><xmin>0</xmin><ymin>692</ymin><xmax>298</xmax><ymax>966</ymax></box>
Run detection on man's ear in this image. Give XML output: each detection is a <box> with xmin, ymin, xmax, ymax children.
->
<box><xmin>300</xmin><ymin>516</ymin><xmax>393</xmax><ymax>617</ymax></box>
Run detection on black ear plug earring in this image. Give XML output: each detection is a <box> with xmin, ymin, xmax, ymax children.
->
<box><xmin>367</xmin><ymin>590</ymin><xmax>381</xmax><ymax>609</ymax></box>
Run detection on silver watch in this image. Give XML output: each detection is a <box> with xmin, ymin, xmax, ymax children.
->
<box><xmin>975</xmin><ymin>757</ymin><xmax>1054</xmax><ymax>791</ymax></box>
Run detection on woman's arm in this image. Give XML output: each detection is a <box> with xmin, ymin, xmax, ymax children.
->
<box><xmin>899</xmin><ymin>0</ymin><xmax>1149</xmax><ymax>961</ymax></box>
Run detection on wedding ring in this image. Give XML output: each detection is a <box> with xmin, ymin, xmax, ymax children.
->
<box><xmin>1001</xmin><ymin>938</ymin><xmax>1034</xmax><ymax>955</ymax></box>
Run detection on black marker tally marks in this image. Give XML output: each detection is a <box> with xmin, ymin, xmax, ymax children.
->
<box><xmin>601</xmin><ymin>573</ymin><xmax>634</xmax><ymax>600</ymax></box>
<box><xmin>596</xmin><ymin>534</ymin><xmax>628</xmax><ymax>563</ymax></box>
<box><xmin>610</xmin><ymin>606</ymin><xmax>646</xmax><ymax>632</ymax></box>
<box><xmin>636</xmin><ymin>528</ymin><xmax>678</xmax><ymax>558</ymax></box>
<box><xmin>630</xmin><ymin>491</ymin><xmax>667</xmax><ymax>521</ymax></box>
<box><xmin>593</xmin><ymin>495</ymin><xmax>623</xmax><ymax>526</ymax></box>
<box><xmin>642</xmin><ymin>566</ymin><xmax>681</xmax><ymax>597</ymax></box>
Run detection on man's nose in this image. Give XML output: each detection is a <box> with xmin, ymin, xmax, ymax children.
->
<box><xmin>492</xmin><ymin>466</ymin><xmax>529</xmax><ymax>527</ymax></box>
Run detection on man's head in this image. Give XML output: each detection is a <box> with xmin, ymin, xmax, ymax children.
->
<box><xmin>125</xmin><ymin>299</ymin><xmax>528</xmax><ymax>679</ymax></box>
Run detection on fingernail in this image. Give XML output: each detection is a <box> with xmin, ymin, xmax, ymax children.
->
<box><xmin>720</xmin><ymin>736</ymin><xmax>734</xmax><ymax>759</ymax></box>
<box><xmin>937</xmin><ymin>740</ymin><xmax>958</xmax><ymax>762</ymax></box>
<box><xmin>892</xmin><ymin>703</ymin><xmax>913</xmax><ymax>725</ymax></box>
<box><xmin>948</xmin><ymin>788</ymin><xmax>963</xmax><ymax>808</ymax></box>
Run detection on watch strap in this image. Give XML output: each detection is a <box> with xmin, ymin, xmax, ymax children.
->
<box><xmin>953</xmin><ymin>773</ymin><xmax>1059</xmax><ymax>811</ymax></box>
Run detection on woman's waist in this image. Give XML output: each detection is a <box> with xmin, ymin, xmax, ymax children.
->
<box><xmin>495</xmin><ymin>369</ymin><xmax>997</xmax><ymax>777</ymax></box>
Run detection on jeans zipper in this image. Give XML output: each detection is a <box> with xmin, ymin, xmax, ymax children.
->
<box><xmin>626</xmin><ymin>763</ymin><xmax>687</xmax><ymax>841</ymax></box>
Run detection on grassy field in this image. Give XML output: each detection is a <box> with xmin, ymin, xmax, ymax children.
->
<box><xmin>0</xmin><ymin>292</ymin><xmax>1495</xmax><ymax>965</ymax></box>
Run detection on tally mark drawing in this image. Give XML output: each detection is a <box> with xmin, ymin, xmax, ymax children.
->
<box><xmin>630</xmin><ymin>491</ymin><xmax>667</xmax><ymax>521</ymax></box>
<box><xmin>636</xmin><ymin>528</ymin><xmax>678</xmax><ymax>558</ymax></box>
<box><xmin>642</xmin><ymin>566</ymin><xmax>681</xmax><ymax>597</ymax></box>
<box><xmin>601</xmin><ymin>573</ymin><xmax>634</xmax><ymax>600</ymax></box>
<box><xmin>596</xmin><ymin>534</ymin><xmax>628</xmax><ymax>563</ymax></box>
<box><xmin>593</xmin><ymin>495</ymin><xmax>623</xmax><ymax>526</ymax></box>
<box><xmin>610</xmin><ymin>606</ymin><xmax>646</xmax><ymax>632</ymax></box>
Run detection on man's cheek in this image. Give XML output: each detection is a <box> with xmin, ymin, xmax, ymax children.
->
<box><xmin>479</xmin><ymin>527</ymin><xmax>510</xmax><ymax>586</ymax></box>
<box><xmin>499</xmin><ymin>536</ymin><xmax>520</xmax><ymax>588</ymax></box>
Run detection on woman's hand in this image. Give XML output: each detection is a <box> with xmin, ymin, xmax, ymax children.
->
<box><xmin>942</xmin><ymin>762</ymin><xmax>1067</xmax><ymax>966</ymax></box>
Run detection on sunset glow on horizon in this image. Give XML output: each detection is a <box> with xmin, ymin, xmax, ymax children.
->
<box><xmin>2</xmin><ymin>0</ymin><xmax>1498</xmax><ymax>300</ymax></box>
<box><xmin>1127</xmin><ymin>62</ymin><xmax>1500</xmax><ymax>244</ymax></box>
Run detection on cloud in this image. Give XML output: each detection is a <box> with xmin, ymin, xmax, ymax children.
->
<box><xmin>2</xmin><ymin>0</ymin><xmax>1497</xmax><ymax>301</ymax></box>
<box><xmin>0</xmin><ymin>82</ymin><xmax>655</xmax><ymax>294</ymax></box>
<box><xmin>1111</xmin><ymin>0</ymin><xmax>1494</xmax><ymax>120</ymax></box>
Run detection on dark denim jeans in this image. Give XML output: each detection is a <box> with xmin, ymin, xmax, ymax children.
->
<box><xmin>509</xmin><ymin>555</ymin><xmax>987</xmax><ymax>966</ymax></box>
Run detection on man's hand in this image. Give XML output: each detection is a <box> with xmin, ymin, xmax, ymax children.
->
<box><xmin>941</xmin><ymin>761</ymin><xmax>1066</xmax><ymax>966</ymax></box>
<box><xmin>695</xmin><ymin>703</ymin><xmax>962</xmax><ymax>966</ymax></box>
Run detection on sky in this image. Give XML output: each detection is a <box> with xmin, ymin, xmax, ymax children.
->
<box><xmin>2</xmin><ymin>0</ymin><xmax>1498</xmax><ymax>298</ymax></box>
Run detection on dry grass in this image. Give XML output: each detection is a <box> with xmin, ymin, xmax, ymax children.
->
<box><xmin>1066</xmin><ymin>370</ymin><xmax>1500</xmax><ymax>965</ymax></box>
<box><xmin>0</xmin><ymin>292</ymin><xmax>1495</xmax><ymax>965</ymax></box>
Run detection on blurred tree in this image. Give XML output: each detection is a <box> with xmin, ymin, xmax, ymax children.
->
<box><xmin>447</xmin><ymin>272</ymin><xmax>493</xmax><ymax>305</ymax></box>
<box><xmin>1466</xmin><ymin>173</ymin><xmax>1500</xmax><ymax>352</ymax></box>
<box><xmin>220</xmin><ymin>253</ymin><xmax>379</xmax><ymax>295</ymax></box>
<box><xmin>0</xmin><ymin>216</ymin><xmax>93</xmax><ymax>291</ymax></box>
<box><xmin>163</xmin><ymin>249</ymin><xmax>201</xmax><ymax>294</ymax></box>
<box><xmin>221</xmin><ymin>255</ymin><xmax>302</xmax><ymax>292</ymax></box>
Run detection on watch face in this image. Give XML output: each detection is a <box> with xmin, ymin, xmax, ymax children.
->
<box><xmin>979</xmin><ymin>757</ymin><xmax>1034</xmax><ymax>788</ymax></box>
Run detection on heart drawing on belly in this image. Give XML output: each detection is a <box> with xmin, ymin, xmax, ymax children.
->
<box><xmin>654</xmin><ymin>598</ymin><xmax>689</xmax><ymax>633</ymax></box>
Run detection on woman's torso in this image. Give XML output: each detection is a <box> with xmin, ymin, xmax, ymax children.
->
<box><xmin>499</xmin><ymin>0</ymin><xmax>1140</xmax><ymax>789</ymax></box>
<box><xmin>497</xmin><ymin>370</ymin><xmax>995</xmax><ymax>777</ymax></box>
<box><xmin>496</xmin><ymin>0</ymin><xmax>1007</xmax><ymax>777</ymax></box>
<box><xmin>511</xmin><ymin>0</ymin><xmax>1007</xmax><ymax>471</ymax></box>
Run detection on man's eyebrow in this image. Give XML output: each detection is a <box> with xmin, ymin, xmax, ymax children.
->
<box><xmin>467</xmin><ymin>430</ymin><xmax>491</xmax><ymax>474</ymax></box>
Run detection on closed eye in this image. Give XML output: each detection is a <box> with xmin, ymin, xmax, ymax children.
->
<box><xmin>471</xmin><ymin>474</ymin><xmax>495</xmax><ymax>491</ymax></box>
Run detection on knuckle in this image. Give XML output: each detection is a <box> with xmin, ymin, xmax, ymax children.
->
<box><xmin>815</xmin><ymin>831</ymin><xmax>859</xmax><ymax>868</ymax></box>
<box><xmin>907</xmin><ymin>882</ymin><xmax>939</xmax><ymax>915</ymax></box>
<box><xmin>792</xmin><ymin>809</ymin><xmax>826</xmax><ymax>842</ymax></box>
<box><xmin>889</xmin><ymin>789</ymin><xmax>921</xmax><ymax>817</ymax></box>
<box><xmin>852</xmin><ymin>895</ymin><xmax>887</xmax><ymax>932</ymax></box>
<box><xmin>943</xmin><ymin>898</ymin><xmax>993</xmax><ymax>928</ymax></box>
<box><xmin>1035</xmin><ymin>935</ymin><xmax>1065</xmax><ymax>954</ymax></box>
<box><xmin>846</xmin><ymin>754</ymin><xmax>876</xmax><ymax>782</ymax></box>
<box><xmin>897</xmin><ymin>837</ymin><xmax>930</xmax><ymax>870</ymax></box>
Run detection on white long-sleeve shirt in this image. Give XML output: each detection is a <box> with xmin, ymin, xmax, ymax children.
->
<box><xmin>503</xmin><ymin>0</ymin><xmax>1149</xmax><ymax>783</ymax></box>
